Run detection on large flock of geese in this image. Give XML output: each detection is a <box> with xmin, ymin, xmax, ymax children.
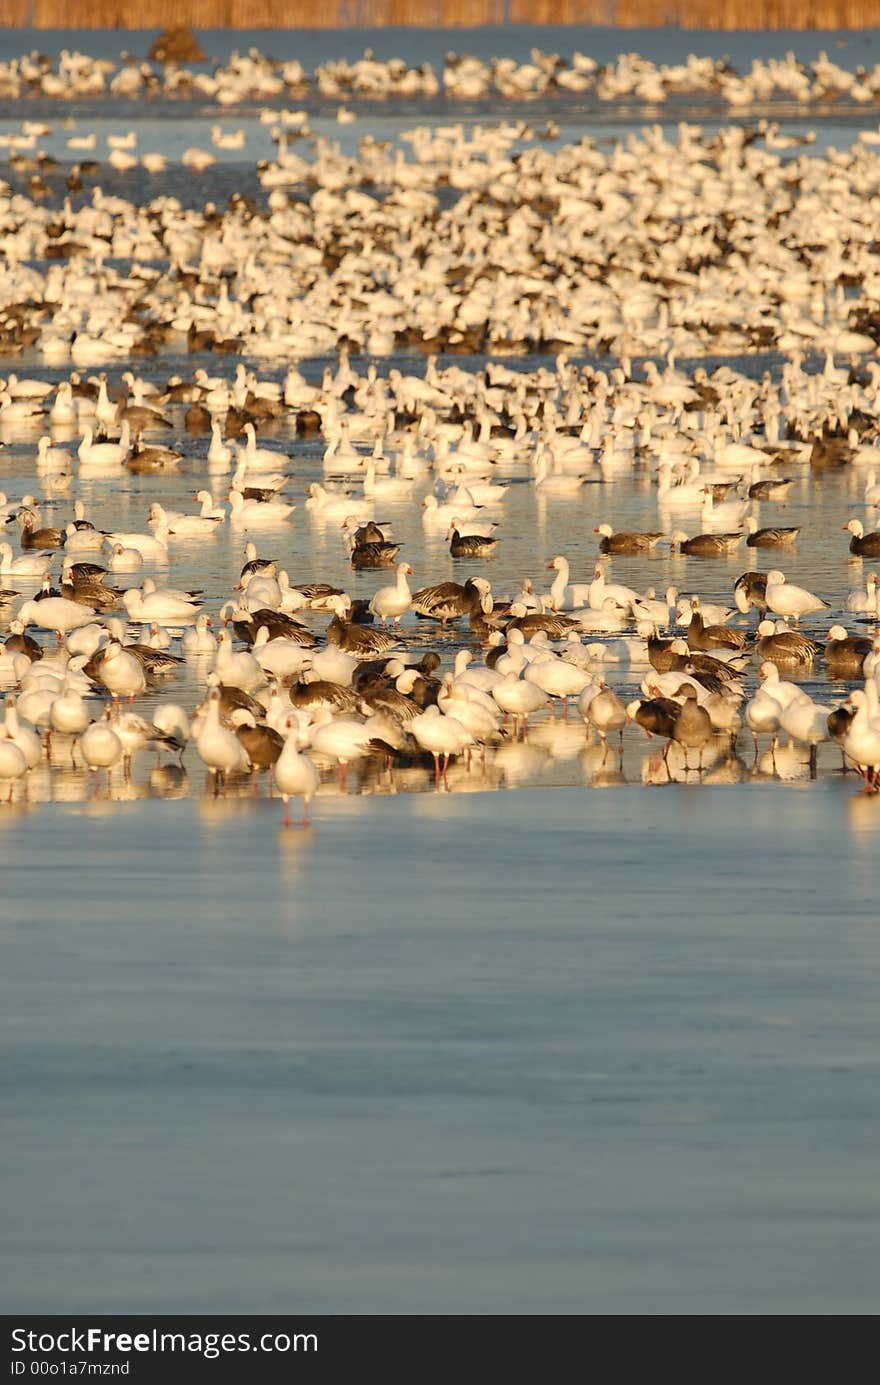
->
<box><xmin>1</xmin><ymin>48</ymin><xmax>880</xmax><ymax>821</ymax></box>
<box><xmin>2</xmin><ymin>43</ymin><xmax>880</xmax><ymax>108</ymax></box>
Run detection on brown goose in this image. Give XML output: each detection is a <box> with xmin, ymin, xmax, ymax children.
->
<box><xmin>686</xmin><ymin>611</ymin><xmax>749</xmax><ymax>652</ymax></box>
<box><xmin>824</xmin><ymin>625</ymin><xmax>873</xmax><ymax>676</ymax></box>
<box><xmin>505</xmin><ymin>606</ymin><xmax>578</xmax><ymax>639</ymax></box>
<box><xmin>647</xmin><ymin>634</ymin><xmax>690</xmax><ymax>674</ymax></box>
<box><xmin>288</xmin><ymin>679</ymin><xmax>361</xmax><ymax>714</ymax></box>
<box><xmin>671</xmin><ymin>530</ymin><xmax>743</xmax><ymax>556</ymax></box>
<box><xmin>64</xmin><ymin>560</ymin><xmax>108</xmax><ymax>584</ymax></box>
<box><xmin>61</xmin><ymin>580</ymin><xmax>119</xmax><ymax>612</ymax></box>
<box><xmin>325</xmin><ymin>601</ymin><xmax>400</xmax><ymax>656</ymax></box>
<box><xmin>124</xmin><ymin>441</ymin><xmax>181</xmax><ymax>473</ymax></box>
<box><xmin>124</xmin><ymin>643</ymin><xmax>184</xmax><ymax>677</ymax></box>
<box><xmin>411</xmin><ymin>576</ymin><xmax>486</xmax><ymax>625</ymax></box>
<box><xmin>358</xmin><ymin>681</ymin><xmax>421</xmax><ymax>722</ymax></box>
<box><xmin>18</xmin><ymin>511</ymin><xmax>64</xmax><ymax>550</ymax></box>
<box><xmin>844</xmin><ymin>520</ymin><xmax>880</xmax><ymax>557</ymax></box>
<box><xmin>353</xmin><ymin>652</ymin><xmax>441</xmax><ymax>688</ymax></box>
<box><xmin>755</xmin><ymin>621</ymin><xmax>817</xmax><ymax>667</ymax></box>
<box><xmin>595</xmin><ymin>523</ymin><xmax>665</xmax><ymax>554</ymax></box>
<box><xmin>233</xmin><ymin>715</ymin><xmax>284</xmax><ymax>783</ymax></box>
<box><xmin>744</xmin><ymin>517</ymin><xmax>800</xmax><ymax>548</ymax></box>
<box><xmin>200</xmin><ymin>679</ymin><xmax>264</xmax><ymax>720</ymax></box>
<box><xmin>748</xmin><ymin>476</ymin><xmax>794</xmax><ymax>500</ymax></box>
<box><xmin>447</xmin><ymin>527</ymin><xmax>497</xmax><ymax>559</ymax></box>
<box><xmin>4</xmin><ymin>619</ymin><xmax>42</xmax><ymax>661</ymax></box>
<box><xmin>351</xmin><ymin>540</ymin><xmax>401</xmax><ymax>569</ymax></box>
<box><xmin>627</xmin><ymin>695</ymin><xmax>681</xmax><ymax>739</ymax></box>
<box><xmin>734</xmin><ymin>570</ymin><xmax>768</xmax><ymax>615</ymax></box>
<box><xmin>670</xmin><ymin>687</ymin><xmax>713</xmax><ymax>768</ymax></box>
<box><xmin>231</xmin><ymin>608</ymin><xmax>316</xmax><ymax>647</ymax></box>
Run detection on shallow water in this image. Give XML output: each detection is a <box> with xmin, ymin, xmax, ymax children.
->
<box><xmin>3</xmin><ymin>27</ymin><xmax>880</xmax><ymax>1315</ymax></box>
<box><xmin>3</xmin><ymin>787</ymin><xmax>880</xmax><ymax>1314</ymax></box>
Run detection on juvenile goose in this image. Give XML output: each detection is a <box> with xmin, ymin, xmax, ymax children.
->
<box><xmin>325</xmin><ymin>597</ymin><xmax>400</xmax><ymax>656</ymax></box>
<box><xmin>411</xmin><ymin>576</ymin><xmax>486</xmax><ymax>625</ymax></box>
<box><xmin>671</xmin><ymin>530</ymin><xmax>744</xmax><ymax>556</ymax></box>
<box><xmin>670</xmin><ymin>687</ymin><xmax>714</xmax><ymax>769</ymax></box>
<box><xmin>447</xmin><ymin>526</ymin><xmax>497</xmax><ymax>559</ymax></box>
<box><xmin>686</xmin><ymin>611</ymin><xmax>749</xmax><ymax>652</ymax></box>
<box><xmin>595</xmin><ymin>523</ymin><xmax>664</xmax><ymax>554</ymax></box>
<box><xmin>744</xmin><ymin>516</ymin><xmax>801</xmax><ymax>548</ymax></box>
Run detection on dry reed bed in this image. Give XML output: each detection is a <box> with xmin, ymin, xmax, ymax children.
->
<box><xmin>2</xmin><ymin>0</ymin><xmax>880</xmax><ymax>29</ymax></box>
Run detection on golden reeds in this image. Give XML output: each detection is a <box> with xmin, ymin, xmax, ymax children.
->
<box><xmin>4</xmin><ymin>0</ymin><xmax>878</xmax><ymax>29</ymax></box>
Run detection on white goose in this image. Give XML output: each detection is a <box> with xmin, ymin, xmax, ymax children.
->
<box><xmin>16</xmin><ymin>597</ymin><xmax>97</xmax><ymax>641</ymax></box>
<box><xmin>195</xmin><ymin>688</ymin><xmax>250</xmax><ymax>785</ymax></box>
<box><xmin>274</xmin><ymin>715</ymin><xmax>320</xmax><ymax>826</ymax></box>
<box><xmin>765</xmin><ymin>570</ymin><xmax>828</xmax><ymax>621</ymax></box>
<box><xmin>369</xmin><ymin>562</ymin><xmax>414</xmax><ymax>626</ymax></box>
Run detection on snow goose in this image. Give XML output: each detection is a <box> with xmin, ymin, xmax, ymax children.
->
<box><xmin>79</xmin><ymin>707</ymin><xmax>123</xmax><ymax>779</ymax></box>
<box><xmin>95</xmin><ymin>642</ymin><xmax>147</xmax><ymax>702</ymax></box>
<box><xmin>121</xmin><ymin>588</ymin><xmax>200</xmax><ymax>626</ymax></box>
<box><xmin>779</xmin><ymin>694</ymin><xmax>832</xmax><ymax>772</ymax></box>
<box><xmin>0</xmin><ymin>545</ymin><xmax>51</xmax><ymax>578</ymax></box>
<box><xmin>1</xmin><ymin>696</ymin><xmax>41</xmax><ymax>768</ymax></box>
<box><xmin>409</xmin><ymin>704</ymin><xmax>474</xmax><ymax>785</ymax></box>
<box><xmin>844</xmin><ymin>520</ymin><xmax>880</xmax><ymax>558</ymax></box>
<box><xmin>846</xmin><ymin>573</ymin><xmax>879</xmax><ymax>616</ymax></box>
<box><xmin>0</xmin><ymin>738</ymin><xmax>27</xmax><ymax>797</ymax></box>
<box><xmin>213</xmin><ymin>628</ymin><xmax>265</xmax><ymax>691</ymax></box>
<box><xmin>369</xmin><ymin>561</ymin><xmax>414</xmax><ymax>626</ymax></box>
<box><xmin>16</xmin><ymin>597</ymin><xmax>96</xmax><ymax>641</ymax></box>
<box><xmin>764</xmin><ymin>570</ymin><xmax>828</xmax><ymax>621</ymax></box>
<box><xmin>825</xmin><ymin>626</ymin><xmax>873</xmax><ymax>677</ymax></box>
<box><xmin>491</xmin><ymin>672</ymin><xmax>548</xmax><ymax>737</ymax></box>
<box><xmin>275</xmin><ymin>716</ymin><xmax>320</xmax><ymax>825</ymax></box>
<box><xmin>842</xmin><ymin>687</ymin><xmax>880</xmax><ymax>790</ymax></box>
<box><xmin>671</xmin><ymin>529</ymin><xmax>744</xmax><ymax>555</ymax></box>
<box><xmin>106</xmin><ymin>525</ymin><xmax>169</xmax><ymax>563</ymax></box>
<box><xmin>108</xmin><ymin>542</ymin><xmax>143</xmax><ymax>573</ymax></box>
<box><xmin>195</xmin><ymin>688</ymin><xmax>250</xmax><ymax>787</ymax></box>
<box><xmin>227</xmin><ymin>488</ymin><xmax>295</xmax><ymax>524</ymax></box>
<box><xmin>545</xmin><ymin>556</ymin><xmax>593</xmax><ymax>612</ymax></box>
<box><xmin>523</xmin><ymin>653</ymin><xmax>592</xmax><ymax>714</ymax></box>
<box><xmin>77</xmin><ymin>421</ymin><xmax>131</xmax><ymax>468</ymax></box>
<box><xmin>251</xmin><ymin>627</ymin><xmax>313</xmax><ymax>680</ymax></box>
<box><xmin>583</xmin><ymin>683</ymin><xmax>627</xmax><ymax>745</ymax></box>
<box><xmin>182</xmin><ymin>613</ymin><xmax>216</xmax><ymax>654</ymax></box>
<box><xmin>447</xmin><ymin>525</ymin><xmax>497</xmax><ymax>559</ymax></box>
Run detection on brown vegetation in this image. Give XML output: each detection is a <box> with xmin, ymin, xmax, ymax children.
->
<box><xmin>2</xmin><ymin>0</ymin><xmax>878</xmax><ymax>27</ymax></box>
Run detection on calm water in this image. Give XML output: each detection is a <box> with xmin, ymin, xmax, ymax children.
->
<box><xmin>3</xmin><ymin>26</ymin><xmax>880</xmax><ymax>1314</ymax></box>
<box><xmin>3</xmin><ymin>787</ymin><xmax>880</xmax><ymax>1313</ymax></box>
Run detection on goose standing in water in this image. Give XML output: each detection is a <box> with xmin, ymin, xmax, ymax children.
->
<box><xmin>195</xmin><ymin>688</ymin><xmax>250</xmax><ymax>791</ymax></box>
<box><xmin>369</xmin><ymin>561</ymin><xmax>414</xmax><ymax>626</ymax></box>
<box><xmin>274</xmin><ymin>714</ymin><xmax>320</xmax><ymax>825</ymax></box>
<box><xmin>764</xmin><ymin>570</ymin><xmax>828</xmax><ymax>622</ymax></box>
